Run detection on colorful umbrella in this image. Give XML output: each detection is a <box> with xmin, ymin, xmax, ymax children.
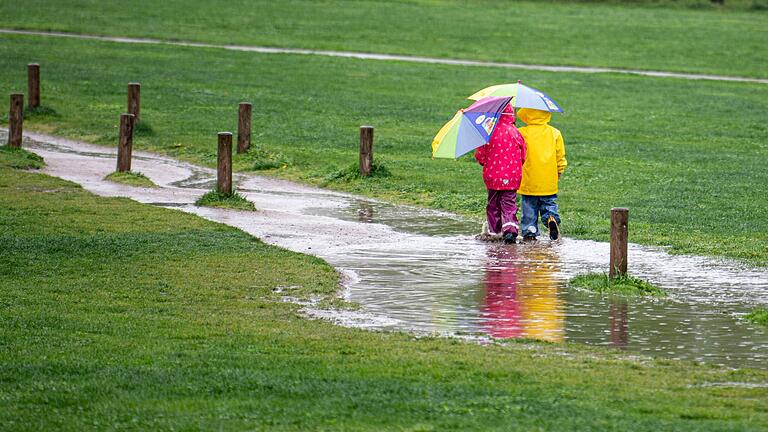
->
<box><xmin>432</xmin><ymin>96</ymin><xmax>512</xmax><ymax>159</ymax></box>
<box><xmin>468</xmin><ymin>81</ymin><xmax>564</xmax><ymax>113</ymax></box>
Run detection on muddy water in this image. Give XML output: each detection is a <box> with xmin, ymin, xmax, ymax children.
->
<box><xmin>9</xmin><ymin>130</ymin><xmax>768</xmax><ymax>369</ymax></box>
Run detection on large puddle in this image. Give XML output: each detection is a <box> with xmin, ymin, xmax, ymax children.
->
<box><xmin>8</xmin><ymin>130</ymin><xmax>768</xmax><ymax>369</ymax></box>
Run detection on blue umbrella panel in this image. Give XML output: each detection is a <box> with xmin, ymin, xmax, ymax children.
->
<box><xmin>514</xmin><ymin>86</ymin><xmax>563</xmax><ymax>113</ymax></box>
<box><xmin>432</xmin><ymin>96</ymin><xmax>512</xmax><ymax>159</ymax></box>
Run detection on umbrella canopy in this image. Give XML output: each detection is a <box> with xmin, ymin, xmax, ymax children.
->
<box><xmin>432</xmin><ymin>96</ymin><xmax>512</xmax><ymax>159</ymax></box>
<box><xmin>468</xmin><ymin>82</ymin><xmax>563</xmax><ymax>113</ymax></box>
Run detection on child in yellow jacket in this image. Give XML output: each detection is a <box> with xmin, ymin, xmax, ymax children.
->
<box><xmin>516</xmin><ymin>108</ymin><xmax>567</xmax><ymax>240</ymax></box>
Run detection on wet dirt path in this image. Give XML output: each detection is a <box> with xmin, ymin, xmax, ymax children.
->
<box><xmin>7</xmin><ymin>130</ymin><xmax>768</xmax><ymax>369</ymax></box>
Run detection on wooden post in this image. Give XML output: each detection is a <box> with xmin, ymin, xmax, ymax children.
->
<box><xmin>359</xmin><ymin>125</ymin><xmax>374</xmax><ymax>177</ymax></box>
<box><xmin>127</xmin><ymin>83</ymin><xmax>141</xmax><ymax>123</ymax></box>
<box><xmin>27</xmin><ymin>64</ymin><xmax>40</xmax><ymax>109</ymax></box>
<box><xmin>609</xmin><ymin>207</ymin><xmax>629</xmax><ymax>278</ymax></box>
<box><xmin>116</xmin><ymin>113</ymin><xmax>135</xmax><ymax>172</ymax></box>
<box><xmin>217</xmin><ymin>132</ymin><xmax>233</xmax><ymax>195</ymax></box>
<box><xmin>237</xmin><ymin>102</ymin><xmax>252</xmax><ymax>154</ymax></box>
<box><xmin>8</xmin><ymin>93</ymin><xmax>24</xmax><ymax>149</ymax></box>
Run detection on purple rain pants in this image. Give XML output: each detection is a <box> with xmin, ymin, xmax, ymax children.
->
<box><xmin>486</xmin><ymin>189</ymin><xmax>519</xmax><ymax>235</ymax></box>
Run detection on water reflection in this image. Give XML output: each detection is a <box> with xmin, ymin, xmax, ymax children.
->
<box><xmin>357</xmin><ymin>202</ymin><xmax>375</xmax><ymax>223</ymax></box>
<box><xmin>609</xmin><ymin>300</ymin><xmax>629</xmax><ymax>348</ymax></box>
<box><xmin>482</xmin><ymin>245</ymin><xmax>564</xmax><ymax>342</ymax></box>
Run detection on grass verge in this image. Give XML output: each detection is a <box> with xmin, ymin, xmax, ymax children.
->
<box><xmin>104</xmin><ymin>170</ymin><xmax>158</xmax><ymax>188</ymax></box>
<box><xmin>322</xmin><ymin>158</ymin><xmax>391</xmax><ymax>184</ymax></box>
<box><xmin>195</xmin><ymin>190</ymin><xmax>256</xmax><ymax>211</ymax></box>
<box><xmin>2</xmin><ymin>132</ymin><xmax>768</xmax><ymax>430</ymax></box>
<box><xmin>745</xmin><ymin>308</ymin><xmax>768</xmax><ymax>326</ymax></box>
<box><xmin>0</xmin><ymin>145</ymin><xmax>44</xmax><ymax>169</ymax></box>
<box><xmin>570</xmin><ymin>273</ymin><xmax>668</xmax><ymax>297</ymax></box>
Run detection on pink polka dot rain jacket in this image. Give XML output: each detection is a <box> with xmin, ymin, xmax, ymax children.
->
<box><xmin>474</xmin><ymin>106</ymin><xmax>527</xmax><ymax>191</ymax></box>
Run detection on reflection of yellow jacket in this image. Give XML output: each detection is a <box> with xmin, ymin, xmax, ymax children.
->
<box><xmin>518</xmin><ymin>247</ymin><xmax>564</xmax><ymax>342</ymax></box>
<box><xmin>517</xmin><ymin>108</ymin><xmax>567</xmax><ymax>196</ymax></box>
<box><xmin>519</xmin><ymin>284</ymin><xmax>564</xmax><ymax>342</ymax></box>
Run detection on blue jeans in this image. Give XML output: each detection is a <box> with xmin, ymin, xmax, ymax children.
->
<box><xmin>520</xmin><ymin>194</ymin><xmax>560</xmax><ymax>238</ymax></box>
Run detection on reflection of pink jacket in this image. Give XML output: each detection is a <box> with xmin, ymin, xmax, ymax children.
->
<box><xmin>483</xmin><ymin>248</ymin><xmax>522</xmax><ymax>338</ymax></box>
<box><xmin>474</xmin><ymin>106</ymin><xmax>527</xmax><ymax>191</ymax></box>
<box><xmin>484</xmin><ymin>281</ymin><xmax>523</xmax><ymax>339</ymax></box>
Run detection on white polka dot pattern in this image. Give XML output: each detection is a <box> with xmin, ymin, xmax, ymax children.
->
<box><xmin>474</xmin><ymin>113</ymin><xmax>527</xmax><ymax>191</ymax></box>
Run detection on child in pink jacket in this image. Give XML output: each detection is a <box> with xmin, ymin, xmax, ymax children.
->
<box><xmin>474</xmin><ymin>104</ymin><xmax>527</xmax><ymax>244</ymax></box>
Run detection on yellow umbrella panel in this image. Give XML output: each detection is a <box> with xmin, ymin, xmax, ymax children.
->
<box><xmin>431</xmin><ymin>110</ymin><xmax>463</xmax><ymax>158</ymax></box>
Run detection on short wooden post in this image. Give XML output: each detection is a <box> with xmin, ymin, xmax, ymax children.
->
<box><xmin>116</xmin><ymin>113</ymin><xmax>135</xmax><ymax>172</ymax></box>
<box><xmin>127</xmin><ymin>83</ymin><xmax>141</xmax><ymax>123</ymax></box>
<box><xmin>609</xmin><ymin>207</ymin><xmax>629</xmax><ymax>278</ymax></box>
<box><xmin>237</xmin><ymin>102</ymin><xmax>252</xmax><ymax>154</ymax></box>
<box><xmin>359</xmin><ymin>125</ymin><xmax>374</xmax><ymax>177</ymax></box>
<box><xmin>8</xmin><ymin>93</ymin><xmax>24</xmax><ymax>149</ymax></box>
<box><xmin>27</xmin><ymin>64</ymin><xmax>40</xmax><ymax>109</ymax></box>
<box><xmin>217</xmin><ymin>132</ymin><xmax>233</xmax><ymax>195</ymax></box>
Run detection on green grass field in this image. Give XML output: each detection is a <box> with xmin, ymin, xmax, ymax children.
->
<box><xmin>2</xmin><ymin>149</ymin><xmax>768</xmax><ymax>430</ymax></box>
<box><xmin>2</xmin><ymin>1</ymin><xmax>767</xmax><ymax>78</ymax></box>
<box><xmin>1</xmin><ymin>32</ymin><xmax>766</xmax><ymax>264</ymax></box>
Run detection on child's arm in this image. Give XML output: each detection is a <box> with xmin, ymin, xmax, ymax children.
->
<box><xmin>474</xmin><ymin>144</ymin><xmax>487</xmax><ymax>166</ymax></box>
<box><xmin>555</xmin><ymin>129</ymin><xmax>567</xmax><ymax>177</ymax></box>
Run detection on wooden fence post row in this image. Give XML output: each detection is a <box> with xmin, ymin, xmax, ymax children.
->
<box><xmin>8</xmin><ymin>93</ymin><xmax>24</xmax><ymax>149</ymax></box>
<box><xmin>116</xmin><ymin>113</ymin><xmax>135</xmax><ymax>172</ymax></box>
<box><xmin>609</xmin><ymin>207</ymin><xmax>629</xmax><ymax>278</ymax></box>
<box><xmin>127</xmin><ymin>83</ymin><xmax>141</xmax><ymax>123</ymax></box>
<box><xmin>237</xmin><ymin>102</ymin><xmax>252</xmax><ymax>154</ymax></box>
<box><xmin>359</xmin><ymin>125</ymin><xmax>374</xmax><ymax>177</ymax></box>
<box><xmin>28</xmin><ymin>63</ymin><xmax>40</xmax><ymax>109</ymax></box>
<box><xmin>217</xmin><ymin>132</ymin><xmax>233</xmax><ymax>195</ymax></box>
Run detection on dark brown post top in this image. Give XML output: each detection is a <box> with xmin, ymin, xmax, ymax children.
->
<box><xmin>359</xmin><ymin>126</ymin><xmax>374</xmax><ymax>177</ymax></box>
<box><xmin>127</xmin><ymin>83</ymin><xmax>141</xmax><ymax>123</ymax></box>
<box><xmin>217</xmin><ymin>132</ymin><xmax>233</xmax><ymax>195</ymax></box>
<box><xmin>237</xmin><ymin>102</ymin><xmax>252</xmax><ymax>154</ymax></box>
<box><xmin>8</xmin><ymin>93</ymin><xmax>24</xmax><ymax>149</ymax></box>
<box><xmin>609</xmin><ymin>207</ymin><xmax>629</xmax><ymax>278</ymax></box>
<box><xmin>116</xmin><ymin>113</ymin><xmax>136</xmax><ymax>172</ymax></box>
<box><xmin>27</xmin><ymin>63</ymin><xmax>40</xmax><ymax>109</ymax></box>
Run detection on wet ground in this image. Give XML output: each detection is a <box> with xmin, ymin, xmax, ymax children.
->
<box><xmin>7</xmin><ymin>130</ymin><xmax>768</xmax><ymax>369</ymax></box>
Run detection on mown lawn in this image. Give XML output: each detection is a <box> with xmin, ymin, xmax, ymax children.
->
<box><xmin>1</xmin><ymin>0</ymin><xmax>767</xmax><ymax>78</ymax></box>
<box><xmin>1</xmin><ymin>34</ymin><xmax>767</xmax><ymax>265</ymax></box>
<box><xmin>2</xmin><ymin>148</ymin><xmax>768</xmax><ymax>431</ymax></box>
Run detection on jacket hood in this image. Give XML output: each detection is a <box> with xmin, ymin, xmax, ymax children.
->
<box><xmin>499</xmin><ymin>103</ymin><xmax>516</xmax><ymax>123</ymax></box>
<box><xmin>517</xmin><ymin>108</ymin><xmax>551</xmax><ymax>125</ymax></box>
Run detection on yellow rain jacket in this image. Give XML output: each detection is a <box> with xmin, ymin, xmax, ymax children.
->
<box><xmin>517</xmin><ymin>108</ymin><xmax>567</xmax><ymax>196</ymax></box>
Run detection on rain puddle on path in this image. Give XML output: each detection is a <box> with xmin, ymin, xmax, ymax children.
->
<box><xmin>8</xmin><ymin>130</ymin><xmax>768</xmax><ymax>369</ymax></box>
